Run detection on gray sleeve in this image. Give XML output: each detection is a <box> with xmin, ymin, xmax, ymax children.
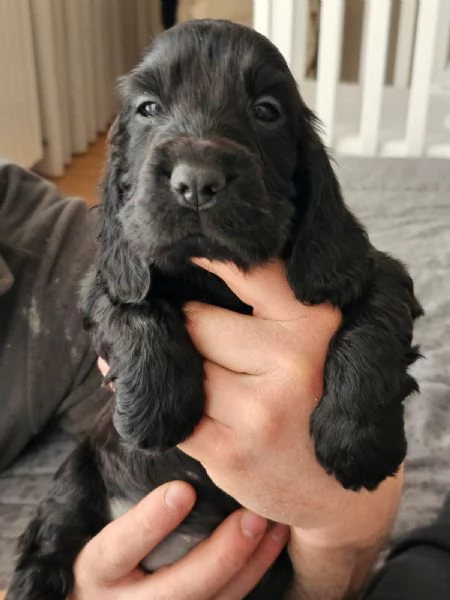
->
<box><xmin>363</xmin><ymin>511</ymin><xmax>450</xmax><ymax>600</ymax></box>
<box><xmin>0</xmin><ymin>163</ymin><xmax>111</xmax><ymax>470</ymax></box>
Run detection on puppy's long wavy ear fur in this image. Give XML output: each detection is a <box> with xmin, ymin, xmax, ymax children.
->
<box><xmin>97</xmin><ymin>116</ymin><xmax>151</xmax><ymax>304</ymax></box>
<box><xmin>286</xmin><ymin>106</ymin><xmax>372</xmax><ymax>307</ymax></box>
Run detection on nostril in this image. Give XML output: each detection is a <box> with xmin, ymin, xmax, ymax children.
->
<box><xmin>201</xmin><ymin>173</ymin><xmax>226</xmax><ymax>197</ymax></box>
<box><xmin>201</xmin><ymin>182</ymin><xmax>220</xmax><ymax>197</ymax></box>
<box><xmin>170</xmin><ymin>163</ymin><xmax>227</xmax><ymax>208</ymax></box>
<box><xmin>176</xmin><ymin>182</ymin><xmax>189</xmax><ymax>195</ymax></box>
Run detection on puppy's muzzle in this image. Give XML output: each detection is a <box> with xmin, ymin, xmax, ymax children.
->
<box><xmin>151</xmin><ymin>137</ymin><xmax>256</xmax><ymax>210</ymax></box>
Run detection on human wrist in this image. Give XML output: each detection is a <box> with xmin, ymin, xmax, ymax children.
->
<box><xmin>287</xmin><ymin>531</ymin><xmax>382</xmax><ymax>600</ymax></box>
<box><xmin>286</xmin><ymin>469</ymin><xmax>403</xmax><ymax>599</ymax></box>
<box><xmin>294</xmin><ymin>466</ymin><xmax>403</xmax><ymax>546</ymax></box>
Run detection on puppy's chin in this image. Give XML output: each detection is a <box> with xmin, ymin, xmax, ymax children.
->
<box><xmin>119</xmin><ymin>186</ymin><xmax>295</xmax><ymax>275</ymax></box>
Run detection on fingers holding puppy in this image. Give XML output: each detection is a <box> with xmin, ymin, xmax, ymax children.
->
<box><xmin>71</xmin><ymin>482</ymin><xmax>289</xmax><ymax>600</ymax></box>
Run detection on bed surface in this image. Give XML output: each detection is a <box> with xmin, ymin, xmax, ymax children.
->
<box><xmin>338</xmin><ymin>157</ymin><xmax>450</xmax><ymax>538</ymax></box>
<box><xmin>1</xmin><ymin>157</ymin><xmax>449</xmax><ymax>588</ymax></box>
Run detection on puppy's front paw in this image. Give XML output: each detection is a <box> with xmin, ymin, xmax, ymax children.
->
<box><xmin>113</xmin><ymin>355</ymin><xmax>204</xmax><ymax>452</ymax></box>
<box><xmin>111</xmin><ymin>302</ymin><xmax>205</xmax><ymax>451</ymax></box>
<box><xmin>310</xmin><ymin>399</ymin><xmax>406</xmax><ymax>491</ymax></box>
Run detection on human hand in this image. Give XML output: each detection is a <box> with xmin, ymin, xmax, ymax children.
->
<box><xmin>179</xmin><ymin>259</ymin><xmax>402</xmax><ymax>548</ymax></box>
<box><xmin>70</xmin><ymin>480</ymin><xmax>289</xmax><ymax>600</ymax></box>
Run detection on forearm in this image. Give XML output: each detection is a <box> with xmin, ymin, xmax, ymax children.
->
<box><xmin>286</xmin><ymin>472</ymin><xmax>403</xmax><ymax>600</ymax></box>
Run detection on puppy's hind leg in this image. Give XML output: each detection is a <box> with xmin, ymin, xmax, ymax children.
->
<box><xmin>6</xmin><ymin>441</ymin><xmax>107</xmax><ymax>600</ymax></box>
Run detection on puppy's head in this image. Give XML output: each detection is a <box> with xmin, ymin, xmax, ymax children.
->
<box><xmin>101</xmin><ymin>19</ymin><xmax>371</xmax><ymax>305</ymax></box>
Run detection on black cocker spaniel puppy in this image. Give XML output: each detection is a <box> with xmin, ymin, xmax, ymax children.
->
<box><xmin>7</xmin><ymin>19</ymin><xmax>422</xmax><ymax>600</ymax></box>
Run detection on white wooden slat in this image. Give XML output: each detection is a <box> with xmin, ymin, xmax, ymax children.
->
<box><xmin>315</xmin><ymin>0</ymin><xmax>345</xmax><ymax>146</ymax></box>
<box><xmin>359</xmin><ymin>0</ymin><xmax>391</xmax><ymax>155</ymax></box>
<box><xmin>291</xmin><ymin>0</ymin><xmax>310</xmax><ymax>82</ymax></box>
<box><xmin>427</xmin><ymin>143</ymin><xmax>450</xmax><ymax>158</ymax></box>
<box><xmin>433</xmin><ymin>0</ymin><xmax>450</xmax><ymax>82</ymax></box>
<box><xmin>252</xmin><ymin>0</ymin><xmax>271</xmax><ymax>39</ymax></box>
<box><xmin>394</xmin><ymin>0</ymin><xmax>417</xmax><ymax>88</ymax></box>
<box><xmin>30</xmin><ymin>0</ymin><xmax>65</xmax><ymax>176</ymax></box>
<box><xmin>404</xmin><ymin>0</ymin><xmax>441</xmax><ymax>156</ymax></box>
<box><xmin>271</xmin><ymin>0</ymin><xmax>295</xmax><ymax>69</ymax></box>
<box><xmin>358</xmin><ymin>0</ymin><xmax>371</xmax><ymax>90</ymax></box>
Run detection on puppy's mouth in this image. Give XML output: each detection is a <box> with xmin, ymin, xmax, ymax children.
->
<box><xmin>119</xmin><ymin>139</ymin><xmax>295</xmax><ymax>271</ymax></box>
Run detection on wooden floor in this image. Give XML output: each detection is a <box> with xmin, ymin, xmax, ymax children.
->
<box><xmin>46</xmin><ymin>134</ymin><xmax>107</xmax><ymax>207</ymax></box>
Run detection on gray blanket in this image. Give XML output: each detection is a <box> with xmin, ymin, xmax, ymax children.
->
<box><xmin>0</xmin><ymin>157</ymin><xmax>449</xmax><ymax>588</ymax></box>
<box><xmin>337</xmin><ymin>157</ymin><xmax>450</xmax><ymax>538</ymax></box>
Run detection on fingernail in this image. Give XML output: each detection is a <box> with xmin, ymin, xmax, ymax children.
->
<box><xmin>164</xmin><ymin>483</ymin><xmax>194</xmax><ymax>511</ymax></box>
<box><xmin>240</xmin><ymin>512</ymin><xmax>267</xmax><ymax>538</ymax></box>
<box><xmin>270</xmin><ymin>523</ymin><xmax>290</xmax><ymax>542</ymax></box>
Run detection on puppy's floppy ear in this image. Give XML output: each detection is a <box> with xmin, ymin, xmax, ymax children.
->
<box><xmin>97</xmin><ymin>116</ymin><xmax>151</xmax><ymax>304</ymax></box>
<box><xmin>286</xmin><ymin>107</ymin><xmax>372</xmax><ymax>307</ymax></box>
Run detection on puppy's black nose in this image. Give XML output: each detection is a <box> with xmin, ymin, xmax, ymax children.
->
<box><xmin>170</xmin><ymin>163</ymin><xmax>226</xmax><ymax>209</ymax></box>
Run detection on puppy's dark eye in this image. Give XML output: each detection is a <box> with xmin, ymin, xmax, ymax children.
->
<box><xmin>137</xmin><ymin>101</ymin><xmax>163</xmax><ymax>118</ymax></box>
<box><xmin>251</xmin><ymin>100</ymin><xmax>281</xmax><ymax>123</ymax></box>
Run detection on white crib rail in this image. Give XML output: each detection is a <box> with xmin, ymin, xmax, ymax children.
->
<box><xmin>394</xmin><ymin>0</ymin><xmax>417</xmax><ymax>89</ymax></box>
<box><xmin>254</xmin><ymin>0</ymin><xmax>450</xmax><ymax>158</ymax></box>
<box><xmin>385</xmin><ymin>0</ymin><xmax>442</xmax><ymax>157</ymax></box>
<box><xmin>341</xmin><ymin>0</ymin><xmax>391</xmax><ymax>156</ymax></box>
<box><xmin>315</xmin><ymin>0</ymin><xmax>345</xmax><ymax>147</ymax></box>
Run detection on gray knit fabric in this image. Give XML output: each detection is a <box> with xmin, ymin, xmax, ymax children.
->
<box><xmin>0</xmin><ymin>162</ymin><xmax>110</xmax><ymax>470</ymax></box>
<box><xmin>0</xmin><ymin>162</ymin><xmax>111</xmax><ymax>587</ymax></box>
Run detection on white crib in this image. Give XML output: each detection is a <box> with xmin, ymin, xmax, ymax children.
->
<box><xmin>254</xmin><ymin>0</ymin><xmax>450</xmax><ymax>158</ymax></box>
<box><xmin>1</xmin><ymin>0</ymin><xmax>449</xmax><ymax>172</ymax></box>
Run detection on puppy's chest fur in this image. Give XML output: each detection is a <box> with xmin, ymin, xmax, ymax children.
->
<box><xmin>94</xmin><ymin>408</ymin><xmax>242</xmax><ymax>572</ymax></box>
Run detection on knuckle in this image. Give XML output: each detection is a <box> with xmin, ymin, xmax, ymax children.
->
<box><xmin>90</xmin><ymin>527</ymin><xmax>127</xmax><ymax>576</ymax></box>
<box><xmin>214</xmin><ymin>544</ymin><xmax>248</xmax><ymax>574</ymax></box>
<box><xmin>248</xmin><ymin>548</ymin><xmax>275</xmax><ymax>576</ymax></box>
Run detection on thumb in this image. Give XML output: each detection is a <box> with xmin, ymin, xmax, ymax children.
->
<box><xmin>75</xmin><ymin>482</ymin><xmax>196</xmax><ymax>585</ymax></box>
<box><xmin>192</xmin><ymin>258</ymin><xmax>309</xmax><ymax>320</ymax></box>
